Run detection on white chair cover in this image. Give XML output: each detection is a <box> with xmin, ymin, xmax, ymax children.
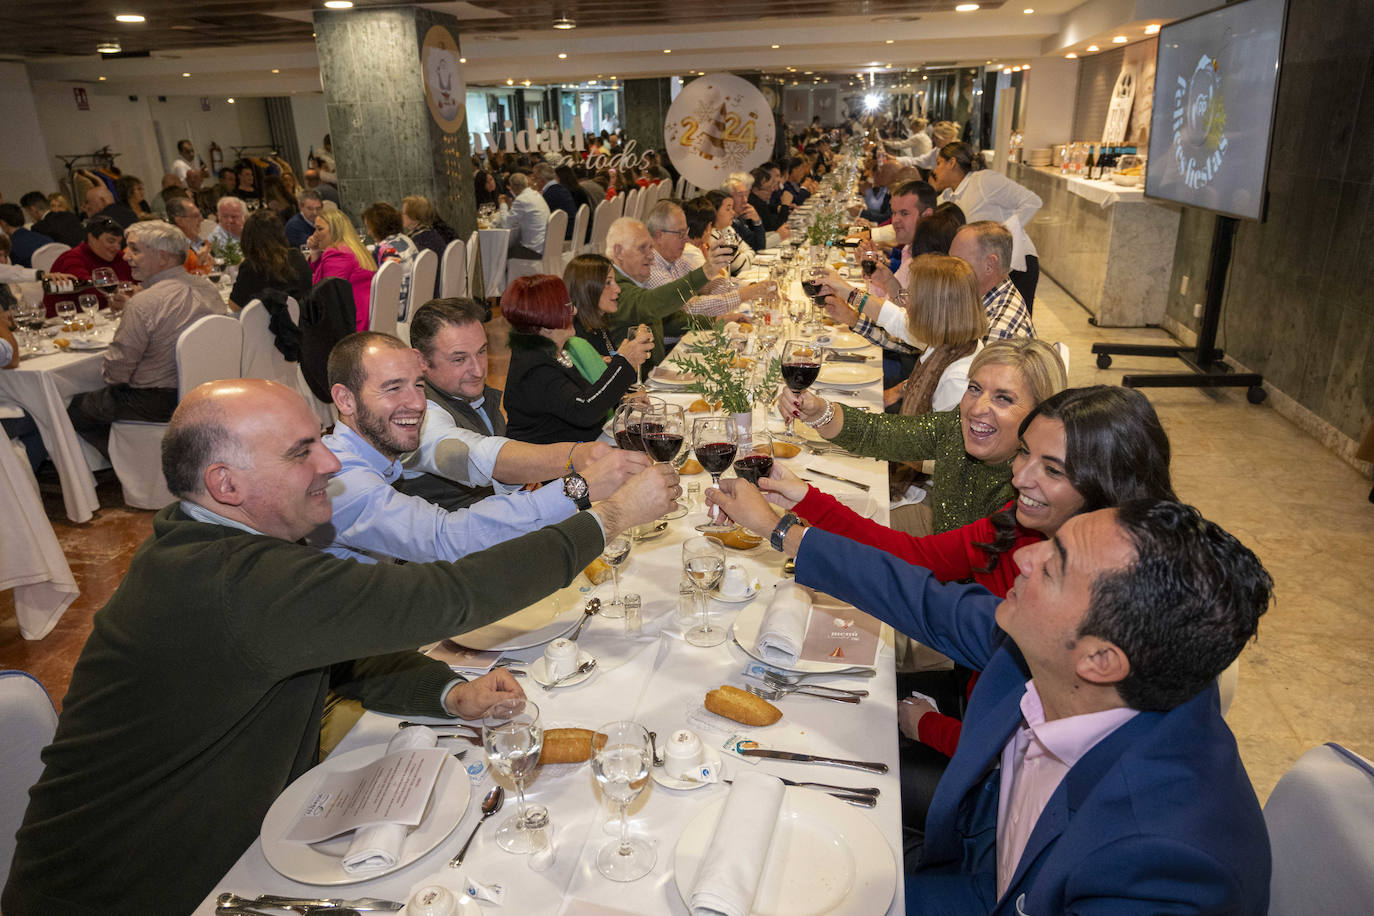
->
<box><xmin>109</xmin><ymin>314</ymin><xmax>243</xmax><ymax>510</ymax></box>
<box><xmin>0</xmin><ymin>670</ymin><xmax>58</xmax><ymax>887</ymax></box>
<box><xmin>29</xmin><ymin>243</ymin><xmax>69</xmax><ymax>274</ymax></box>
<box><xmin>368</xmin><ymin>261</ymin><xmax>404</xmax><ymax>336</ymax></box>
<box><xmin>439</xmin><ymin>238</ymin><xmax>468</xmax><ymax>298</ymax></box>
<box><xmin>569</xmin><ymin>203</ymin><xmax>590</xmax><ymax>257</ymax></box>
<box><xmin>625</xmin><ymin>187</ymin><xmax>643</xmax><ymax>222</ymax></box>
<box><xmin>1053</xmin><ymin>341</ymin><xmax>1070</xmax><ymax>376</ymax></box>
<box><xmin>0</xmin><ymin>429</ymin><xmax>77</xmax><ymax>640</ymax></box>
<box><xmin>406</xmin><ymin>249</ymin><xmax>438</xmax><ymax>321</ymax></box>
<box><xmin>1265</xmin><ymin>742</ymin><xmax>1374</xmax><ymax>916</ymax></box>
<box><xmin>466</xmin><ymin>230</ymin><xmax>480</xmax><ymax>295</ymax></box>
<box><xmin>539</xmin><ymin>209</ymin><xmax>569</xmax><ymax>276</ymax></box>
<box><xmin>607</xmin><ymin>193</ymin><xmax>625</xmax><ymax>221</ymax></box>
<box><xmin>589</xmin><ymin>197</ymin><xmax>617</xmax><ymax>255</ymax></box>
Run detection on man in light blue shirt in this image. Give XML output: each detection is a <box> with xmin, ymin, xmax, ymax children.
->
<box><xmin>308</xmin><ymin>331</ymin><xmax>645</xmax><ymax>563</ymax></box>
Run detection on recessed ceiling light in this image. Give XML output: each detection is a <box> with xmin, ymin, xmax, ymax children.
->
<box><xmin>523</xmin><ymin>79</ymin><xmax>531</xmax><ymax>86</ymax></box>
<box><xmin>271</xmin><ymin>68</ymin><xmax>280</xmax><ymax>73</ymax></box>
<box><xmin>557</xmin><ymin>52</ymin><xmax>567</xmax><ymax>59</ymax></box>
<box><xmin>97</xmin><ymin>41</ymin><xmax>121</xmax><ymax>54</ymax></box>
<box><xmin>182</xmin><ymin>71</ymin><xmax>190</xmax><ymax>77</ymax></box>
<box><xmin>506</xmin><ymin>78</ymin><xmax>514</xmax><ymax>85</ymax></box>
<box><xmin>553</xmin><ymin>16</ymin><xmax>576</xmax><ymax>29</ymax></box>
<box><xmin>955</xmin><ymin>3</ymin><xmax>980</xmax><ymax>11</ymax></box>
<box><xmin>323</xmin><ymin>1</ymin><xmax>353</xmax><ymax>9</ymax></box>
<box><xmin>663</xmin><ymin>48</ymin><xmax>671</xmax><ymax>53</ymax></box>
<box><xmin>227</xmin><ymin>98</ymin><xmax>235</xmax><ymax>104</ymax></box>
<box><xmin>771</xmin><ymin>44</ymin><xmax>780</xmax><ymax>49</ymax></box>
<box><xmin>1145</xmin><ymin>24</ymin><xmax>1160</xmax><ymax>34</ymax></box>
<box><xmin>885</xmin><ymin>39</ymin><xmax>894</xmax><ymax>44</ymax></box>
<box><xmin>1023</xmin><ymin>7</ymin><xmax>1034</xmax><ymax>13</ymax></box>
<box><xmin>459</xmin><ymin>57</ymin><xmax>466</xmax><ymax>63</ymax></box>
<box><xmin>1112</xmin><ymin>35</ymin><xmax>1128</xmax><ymax>43</ymax></box>
<box><xmin>1086</xmin><ymin>44</ymin><xmax>1099</xmax><ymax>52</ymax></box>
<box><xmin>1022</xmin><ymin>64</ymin><xmax>1030</xmax><ymax>69</ymax></box>
<box><xmin>115</xmin><ymin>14</ymin><xmax>145</xmax><ymax>23</ymax></box>
<box><xmin>1065</xmin><ymin>52</ymin><xmax>1077</xmax><ymax>58</ymax></box>
<box><xmin>98</xmin><ymin>76</ymin><xmax>107</xmax><ymax>81</ymax></box>
<box><xmin>1003</xmin><ymin>67</ymin><xmax>1013</xmax><ymax>74</ymax></box>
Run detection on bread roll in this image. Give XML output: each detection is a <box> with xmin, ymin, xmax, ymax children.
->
<box><xmin>584</xmin><ymin>557</ymin><xmax>613</xmax><ymax>584</ymax></box>
<box><xmin>772</xmin><ymin>441</ymin><xmax>801</xmax><ymax>459</ymax></box>
<box><xmin>706</xmin><ymin>527</ymin><xmax>764</xmax><ymax>550</ymax></box>
<box><xmin>689</xmin><ymin>397</ymin><xmax>719</xmax><ymax>413</ymax></box>
<box><xmin>680</xmin><ymin>458</ymin><xmax>704</xmax><ymax>475</ymax></box>
<box><xmin>541</xmin><ymin>727</ymin><xmax>606</xmax><ymax>764</ymax></box>
<box><xmin>705</xmin><ymin>685</ymin><xmax>782</xmax><ymax>726</ymax></box>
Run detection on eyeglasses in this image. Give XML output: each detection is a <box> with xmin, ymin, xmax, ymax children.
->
<box><xmin>656</xmin><ymin>228</ymin><xmax>688</xmax><ymax>238</ymax></box>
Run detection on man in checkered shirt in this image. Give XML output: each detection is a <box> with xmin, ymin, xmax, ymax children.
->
<box><xmin>950</xmin><ymin>221</ymin><xmax>1036</xmax><ymax>341</ymax></box>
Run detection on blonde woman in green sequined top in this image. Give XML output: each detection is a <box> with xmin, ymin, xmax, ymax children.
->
<box><xmin>779</xmin><ymin>339</ymin><xmax>1066</xmax><ymax>533</ymax></box>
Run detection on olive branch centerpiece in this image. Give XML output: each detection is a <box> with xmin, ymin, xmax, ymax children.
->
<box><xmin>673</xmin><ymin>319</ymin><xmax>782</xmax><ymax>415</ymax></box>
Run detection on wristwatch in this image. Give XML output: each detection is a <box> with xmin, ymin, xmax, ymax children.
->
<box><xmin>562</xmin><ymin>471</ymin><xmax>591</xmax><ymax>510</ymax></box>
<box><xmin>770</xmin><ymin>512</ymin><xmax>803</xmax><ymax>552</ymax></box>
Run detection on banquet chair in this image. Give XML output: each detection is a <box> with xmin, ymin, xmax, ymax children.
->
<box><xmin>465</xmin><ymin>230</ymin><xmax>480</xmax><ymax>296</ymax></box>
<box><xmin>404</xmin><ymin>248</ymin><xmax>438</xmax><ymax>322</ymax></box>
<box><xmin>566</xmin><ymin>203</ymin><xmax>590</xmax><ymax>261</ymax></box>
<box><xmin>439</xmin><ymin>237</ymin><xmax>468</xmax><ymax>298</ymax></box>
<box><xmin>238</xmin><ymin>298</ymin><xmax>326</xmax><ymax>422</ymax></box>
<box><xmin>624</xmin><ymin>187</ymin><xmax>643</xmax><ymax>222</ymax></box>
<box><xmin>0</xmin><ymin>669</ymin><xmax>58</xmax><ymax>887</ymax></box>
<box><xmin>588</xmin><ymin>197</ymin><xmax>617</xmax><ymax>254</ymax></box>
<box><xmin>108</xmin><ymin>314</ymin><xmax>243</xmax><ymax>510</ymax></box>
<box><xmin>1264</xmin><ymin>742</ymin><xmax>1374</xmax><ymax>916</ymax></box>
<box><xmin>506</xmin><ymin>209</ymin><xmax>567</xmax><ymax>288</ymax></box>
<box><xmin>1053</xmin><ymin>341</ymin><xmax>1070</xmax><ymax>375</ymax></box>
<box><xmin>29</xmin><ymin>243</ymin><xmax>69</xmax><ymax>274</ymax></box>
<box><xmin>367</xmin><ymin>260</ymin><xmax>404</xmax><ymax>336</ymax></box>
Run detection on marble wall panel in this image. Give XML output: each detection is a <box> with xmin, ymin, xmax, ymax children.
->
<box><xmin>1321</xmin><ymin>307</ymin><xmax>1374</xmax><ymax>441</ymax></box>
<box><xmin>623</xmin><ymin>78</ymin><xmax>671</xmax><ymax>155</ymax></box>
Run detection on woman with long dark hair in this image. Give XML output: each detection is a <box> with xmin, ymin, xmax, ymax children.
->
<box><xmin>228</xmin><ymin>209</ymin><xmax>311</xmax><ymax>310</ymax></box>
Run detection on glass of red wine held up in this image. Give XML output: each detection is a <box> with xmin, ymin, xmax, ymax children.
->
<box><xmin>779</xmin><ymin>339</ymin><xmax>825</xmax><ymax>442</ymax></box>
<box><xmin>692</xmin><ymin>415</ymin><xmax>738</xmax><ymax>532</ymax></box>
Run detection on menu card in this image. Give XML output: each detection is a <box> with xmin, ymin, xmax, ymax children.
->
<box><xmin>426</xmin><ymin>638</ymin><xmax>502</xmax><ymax>673</ymax></box>
<box><xmin>798</xmin><ymin>607</ymin><xmax>881</xmax><ymax>666</ymax></box>
<box><xmin>286</xmin><ymin>747</ymin><xmax>448</xmax><ymax>844</ymax></box>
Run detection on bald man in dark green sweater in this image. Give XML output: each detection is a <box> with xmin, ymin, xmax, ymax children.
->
<box><xmin>3</xmin><ymin>379</ymin><xmax>678</xmax><ymax>916</ymax></box>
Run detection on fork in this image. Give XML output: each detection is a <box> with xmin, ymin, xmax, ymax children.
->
<box><xmin>767</xmin><ymin>667</ymin><xmax>878</xmax><ymax>683</ymax></box>
<box><xmin>745</xmin><ymin>682</ymin><xmax>860</xmax><ymax>705</ymax></box>
<box><xmin>722</xmin><ymin>777</ymin><xmax>876</xmax><ymax>808</ymax></box>
<box><xmin>762</xmin><ymin>671</ymin><xmax>868</xmax><ymax>698</ymax></box>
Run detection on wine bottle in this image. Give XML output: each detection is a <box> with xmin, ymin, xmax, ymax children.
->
<box><xmin>1085</xmin><ymin>145</ymin><xmax>1098</xmax><ymax>180</ymax></box>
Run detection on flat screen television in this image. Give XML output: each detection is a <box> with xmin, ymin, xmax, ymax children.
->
<box><xmin>1144</xmin><ymin>0</ymin><xmax>1288</xmax><ymax>221</ymax></box>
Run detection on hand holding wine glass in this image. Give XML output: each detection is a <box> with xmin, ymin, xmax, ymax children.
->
<box><xmin>592</xmin><ymin>720</ymin><xmax>655</xmax><ymax>881</ymax></box>
<box><xmin>733</xmin><ymin>428</ymin><xmax>775</xmax><ymax>486</ymax></box>
<box><xmin>780</xmin><ymin>340</ymin><xmax>825</xmax><ymax>440</ymax></box>
<box><xmin>692</xmin><ymin>415</ymin><xmax>737</xmax><ymax>532</ymax></box>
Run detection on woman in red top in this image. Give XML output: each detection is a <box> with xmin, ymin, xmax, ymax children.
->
<box><xmin>308</xmin><ymin>209</ymin><xmax>376</xmax><ymax>331</ymax></box>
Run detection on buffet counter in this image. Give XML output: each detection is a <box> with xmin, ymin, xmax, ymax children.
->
<box><xmin>1011</xmin><ymin>163</ymin><xmax>1180</xmax><ymax>327</ymax></box>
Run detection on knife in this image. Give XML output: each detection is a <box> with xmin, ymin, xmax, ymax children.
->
<box><xmin>801</xmin><ymin>467</ymin><xmax>872</xmax><ymax>491</ymax></box>
<box><xmin>738</xmin><ymin>748</ymin><xmax>889</xmax><ymax>773</ymax></box>
<box><xmin>824</xmin><ymin>351</ymin><xmax>870</xmax><ymax>362</ymax></box>
<box><xmin>251</xmin><ymin>894</ymin><xmax>404</xmax><ymax>911</ymax></box>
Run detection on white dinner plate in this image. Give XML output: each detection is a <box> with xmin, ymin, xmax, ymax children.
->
<box><xmin>816</xmin><ymin>364</ymin><xmax>882</xmax><ymax>388</ymax></box>
<box><xmin>673</xmin><ymin>788</ymin><xmax>896</xmax><ymax>916</ymax></box>
<box><xmin>730</xmin><ymin>599</ymin><xmax>866</xmax><ymax>674</ymax></box>
<box><xmin>814</xmin><ymin>330</ymin><xmax>870</xmax><ymax>351</ymax></box>
<box><xmin>648</xmin><ymin>365</ymin><xmax>698</xmax><ymax>387</ymax></box>
<box><xmin>260</xmin><ymin>745</ymin><xmax>470</xmax><ymax>885</ymax></box>
<box><xmin>66</xmin><ymin>338</ymin><xmax>109</xmax><ymax>351</ymax></box>
<box><xmin>455</xmin><ymin>579</ymin><xmax>593</xmax><ymax>651</ymax></box>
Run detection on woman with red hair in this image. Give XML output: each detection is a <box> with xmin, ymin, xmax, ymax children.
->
<box><xmin>503</xmin><ymin>274</ymin><xmax>652</xmax><ymax>444</ymax></box>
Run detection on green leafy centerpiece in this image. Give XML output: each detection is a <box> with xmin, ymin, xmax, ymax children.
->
<box><xmin>674</xmin><ymin>320</ymin><xmax>781</xmax><ymax>416</ymax></box>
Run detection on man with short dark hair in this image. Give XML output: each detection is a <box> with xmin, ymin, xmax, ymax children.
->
<box><xmin>3</xmin><ymin>377</ymin><xmax>676</xmax><ymax>916</ymax></box>
<box><xmin>302</xmin><ymin>168</ymin><xmax>340</xmax><ymax>206</ymax></box>
<box><xmin>534</xmin><ymin>161</ymin><xmax>576</xmax><ymax>241</ymax></box>
<box><xmin>41</xmin><ymin>216</ymin><xmax>134</xmax><ymax>316</ymax></box>
<box><xmin>285</xmin><ymin>189</ymin><xmax>323</xmax><ymax>247</ymax></box>
<box><xmin>494</xmin><ymin>171</ymin><xmax>550</xmax><ymax>259</ymax></box>
<box><xmin>710</xmin><ymin>489</ymin><xmax>1275</xmax><ymax>913</ymax></box>
<box><xmin>314</xmin><ymin>330</ymin><xmax>655</xmax><ymax>563</ymax></box>
<box><xmin>23</xmin><ymin>191</ymin><xmax>84</xmax><ymax>247</ymax></box>
<box><xmin>170</xmin><ymin>138</ymin><xmax>205</xmax><ymax>187</ymax></box>
<box><xmin>0</xmin><ymin>203</ymin><xmax>52</xmax><ymax>268</ymax></box>
<box><xmin>748</xmin><ymin>165</ymin><xmax>791</xmax><ymax>236</ymax></box>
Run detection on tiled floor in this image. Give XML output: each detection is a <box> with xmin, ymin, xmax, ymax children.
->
<box><xmin>3</xmin><ymin>280</ymin><xmax>1372</xmax><ymax>803</ymax></box>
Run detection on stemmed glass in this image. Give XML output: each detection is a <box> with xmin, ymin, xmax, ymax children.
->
<box><xmin>682</xmin><ymin>535</ymin><xmax>727</xmax><ymax>647</ymax></box>
<box><xmin>692</xmin><ymin>415</ymin><xmax>737</xmax><ymax>532</ymax></box>
<box><xmin>77</xmin><ymin>294</ymin><xmax>100</xmax><ymax>338</ymax></box>
<box><xmin>780</xmin><ymin>340</ymin><xmax>825</xmax><ymax>441</ymax></box>
<box><xmin>612</xmin><ymin>396</ymin><xmax>663</xmax><ymax>452</ymax></box>
<box><xmin>643</xmin><ymin>402</ymin><xmax>689</xmax><ymax>520</ymax></box>
<box><xmin>13</xmin><ymin>301</ymin><xmax>45</xmax><ymax>355</ymax></box>
<box><xmin>733</xmin><ymin>428</ymin><xmax>775</xmax><ymax>486</ymax></box>
<box><xmin>592</xmin><ymin>720</ymin><xmax>655</xmax><ymax>881</ymax></box>
<box><xmin>112</xmin><ymin>281</ymin><xmax>136</xmax><ymax>322</ymax></box>
<box><xmin>600</xmin><ymin>535</ymin><xmax>632</xmax><ymax>619</ymax></box>
<box><xmin>483</xmin><ymin>698</ymin><xmax>545</xmax><ymax>854</ymax></box>
<box><xmin>55</xmin><ymin>300</ymin><xmax>78</xmax><ymax>335</ymax></box>
<box><xmin>91</xmin><ymin>266</ymin><xmax>118</xmax><ymax>303</ymax></box>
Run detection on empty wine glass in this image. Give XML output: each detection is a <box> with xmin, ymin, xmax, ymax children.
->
<box><xmin>14</xmin><ymin>301</ymin><xmax>45</xmax><ymax>354</ymax></box>
<box><xmin>779</xmin><ymin>339</ymin><xmax>825</xmax><ymax>441</ymax></box>
<box><xmin>55</xmin><ymin>300</ymin><xmax>78</xmax><ymax>333</ymax></box>
<box><xmin>77</xmin><ymin>294</ymin><xmax>100</xmax><ymax>337</ymax></box>
<box><xmin>483</xmin><ymin>698</ymin><xmax>545</xmax><ymax>854</ymax></box>
<box><xmin>692</xmin><ymin>415</ymin><xmax>737</xmax><ymax>532</ymax></box>
<box><xmin>682</xmin><ymin>536</ymin><xmax>727</xmax><ymax>647</ymax></box>
<box><xmin>592</xmin><ymin>720</ymin><xmax>655</xmax><ymax>881</ymax></box>
<box><xmin>600</xmin><ymin>535</ymin><xmax>632</xmax><ymax>619</ymax></box>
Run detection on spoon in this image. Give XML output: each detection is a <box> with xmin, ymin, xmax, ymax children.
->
<box><xmin>449</xmin><ymin>785</ymin><xmax>505</xmax><ymax>867</ymax></box>
<box><xmin>547</xmin><ymin>658</ymin><xmax>597</xmax><ymax>687</ymax></box>
<box><xmin>568</xmin><ymin>597</ymin><xmax>601</xmax><ymax>641</ymax></box>
<box><xmin>648</xmin><ymin>730</ymin><xmax>665</xmax><ymax>767</ymax></box>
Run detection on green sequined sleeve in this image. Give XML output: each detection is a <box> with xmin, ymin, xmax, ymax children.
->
<box><xmin>829</xmin><ymin>406</ymin><xmax>955</xmax><ymax>464</ymax></box>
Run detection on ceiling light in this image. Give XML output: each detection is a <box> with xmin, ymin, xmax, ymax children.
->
<box><xmin>863</xmin><ymin>93</ymin><xmax>881</xmax><ymax>112</ymax></box>
<box><xmin>227</xmin><ymin>98</ymin><xmax>235</xmax><ymax>104</ymax></box>
<box><xmin>663</xmin><ymin>49</ymin><xmax>671</xmax><ymax>54</ymax></box>
<box><xmin>1086</xmin><ymin>44</ymin><xmax>1099</xmax><ymax>52</ymax></box>
<box><xmin>459</xmin><ymin>57</ymin><xmax>466</xmax><ymax>63</ymax></box>
<box><xmin>803</xmin><ymin>71</ymin><xmax>812</xmax><ymax>75</ymax></box>
<box><xmin>1065</xmin><ymin>52</ymin><xmax>1077</xmax><ymax>58</ymax></box>
<box><xmin>885</xmin><ymin>39</ymin><xmax>894</xmax><ymax>44</ymax></box>
<box><xmin>1003</xmin><ymin>67</ymin><xmax>1013</xmax><ymax>74</ymax></box>
<box><xmin>557</xmin><ymin>52</ymin><xmax>567</xmax><ymax>59</ymax></box>
<box><xmin>115</xmin><ymin>13</ymin><xmax>145</xmax><ymax>23</ymax></box>
<box><xmin>1113</xmin><ymin>35</ymin><xmax>1128</xmax><ymax>43</ymax></box>
<box><xmin>523</xmin><ymin>79</ymin><xmax>531</xmax><ymax>86</ymax></box>
<box><xmin>98</xmin><ymin>76</ymin><xmax>107</xmax><ymax>81</ymax></box>
<box><xmin>182</xmin><ymin>71</ymin><xmax>190</xmax><ymax>77</ymax></box>
<box><xmin>97</xmin><ymin>41</ymin><xmax>121</xmax><ymax>54</ymax></box>
<box><xmin>506</xmin><ymin>78</ymin><xmax>514</xmax><ymax>85</ymax></box>
<box><xmin>1145</xmin><ymin>24</ymin><xmax>1160</xmax><ymax>35</ymax></box>
<box><xmin>771</xmin><ymin>44</ymin><xmax>780</xmax><ymax>49</ymax></box>
<box><xmin>552</xmin><ymin>16</ymin><xmax>576</xmax><ymax>29</ymax></box>
<box><xmin>323</xmin><ymin>1</ymin><xmax>353</xmax><ymax>8</ymax></box>
<box><xmin>589</xmin><ymin>80</ymin><xmax>597</xmax><ymax>85</ymax></box>
<box><xmin>955</xmin><ymin>3</ymin><xmax>980</xmax><ymax>11</ymax></box>
<box><xmin>1022</xmin><ymin>64</ymin><xmax>1030</xmax><ymax>69</ymax></box>
<box><xmin>1012</xmin><ymin>66</ymin><xmax>1022</xmax><ymax>71</ymax></box>
<box><xmin>1023</xmin><ymin>7</ymin><xmax>1034</xmax><ymax>12</ymax></box>
<box><xmin>271</xmin><ymin>68</ymin><xmax>280</xmax><ymax>73</ymax></box>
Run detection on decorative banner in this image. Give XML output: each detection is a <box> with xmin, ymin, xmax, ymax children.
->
<box><xmin>664</xmin><ymin>73</ymin><xmax>775</xmax><ymax>189</ymax></box>
<box><xmin>421</xmin><ymin>24</ymin><xmax>465</xmax><ymax>134</ymax></box>
<box><xmin>1103</xmin><ymin>66</ymin><xmax>1138</xmax><ymax>145</ymax></box>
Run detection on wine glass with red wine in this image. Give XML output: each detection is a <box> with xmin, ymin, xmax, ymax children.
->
<box><xmin>733</xmin><ymin>428</ymin><xmax>775</xmax><ymax>486</ymax></box>
<box><xmin>642</xmin><ymin>403</ymin><xmax>689</xmax><ymax>520</ymax></box>
<box><xmin>780</xmin><ymin>339</ymin><xmax>825</xmax><ymax>441</ymax></box>
<box><xmin>692</xmin><ymin>415</ymin><xmax>738</xmax><ymax>532</ymax></box>
<box><xmin>612</xmin><ymin>397</ymin><xmax>664</xmax><ymax>452</ymax></box>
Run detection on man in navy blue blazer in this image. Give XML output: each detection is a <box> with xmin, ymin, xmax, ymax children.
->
<box><xmin>710</xmin><ymin>491</ymin><xmax>1274</xmax><ymax>915</ymax></box>
<box><xmin>534</xmin><ymin>161</ymin><xmax>576</xmax><ymax>242</ymax></box>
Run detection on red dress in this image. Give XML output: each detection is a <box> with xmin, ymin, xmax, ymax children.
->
<box><xmin>792</xmin><ymin>490</ymin><xmax>1043</xmax><ymax>755</ymax></box>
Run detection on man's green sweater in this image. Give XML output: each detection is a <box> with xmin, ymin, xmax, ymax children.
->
<box><xmin>2</xmin><ymin>504</ymin><xmax>604</xmax><ymax>916</ymax></box>
<box><xmin>608</xmin><ymin>265</ymin><xmax>709</xmax><ymax>365</ymax></box>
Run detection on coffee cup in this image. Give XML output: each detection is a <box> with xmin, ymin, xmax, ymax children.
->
<box><xmin>664</xmin><ymin>728</ymin><xmax>705</xmax><ymax>780</ymax></box>
<box><xmin>720</xmin><ymin>563</ymin><xmax>750</xmax><ymax>598</ymax></box>
<box><xmin>544</xmin><ymin>638</ymin><xmax>578</xmax><ymax>681</ymax></box>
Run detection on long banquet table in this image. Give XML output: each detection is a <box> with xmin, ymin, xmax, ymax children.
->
<box><xmin>197</xmin><ymin>276</ymin><xmax>906</xmax><ymax>916</ymax></box>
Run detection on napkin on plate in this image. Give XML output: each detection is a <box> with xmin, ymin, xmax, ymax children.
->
<box><xmin>689</xmin><ymin>771</ymin><xmax>786</xmax><ymax>916</ymax></box>
<box><xmin>753</xmin><ymin>583</ymin><xmax>812</xmax><ymax>666</ymax></box>
<box><xmin>341</xmin><ymin>726</ymin><xmax>438</xmax><ymax>874</ymax></box>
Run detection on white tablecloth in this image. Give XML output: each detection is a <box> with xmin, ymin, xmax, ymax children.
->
<box><xmin>476</xmin><ymin>228</ymin><xmax>511</xmax><ymax>298</ymax></box>
<box><xmin>0</xmin><ymin>330</ymin><xmax>113</xmax><ymax>523</ymax></box>
<box><xmin>0</xmin><ymin>429</ymin><xmax>78</xmax><ymax>639</ymax></box>
<box><xmin>1064</xmin><ymin>174</ymin><xmax>1145</xmax><ymax>208</ymax></box>
<box><xmin>195</xmin><ymin>330</ymin><xmax>905</xmax><ymax>916</ymax></box>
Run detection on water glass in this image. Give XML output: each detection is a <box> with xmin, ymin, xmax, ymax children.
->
<box><xmin>600</xmin><ymin>535</ymin><xmax>631</xmax><ymax>618</ymax></box>
<box><xmin>592</xmin><ymin>720</ymin><xmax>655</xmax><ymax>881</ymax></box>
<box><xmin>682</xmin><ymin>536</ymin><xmax>727</xmax><ymax>647</ymax></box>
<box><xmin>483</xmin><ymin>698</ymin><xmax>545</xmax><ymax>854</ymax></box>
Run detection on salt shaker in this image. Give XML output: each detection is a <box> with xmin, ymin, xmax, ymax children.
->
<box><xmin>525</xmin><ymin>807</ymin><xmax>555</xmax><ymax>871</ymax></box>
<box><xmin>622</xmin><ymin>593</ymin><xmax>642</xmax><ymax>637</ymax></box>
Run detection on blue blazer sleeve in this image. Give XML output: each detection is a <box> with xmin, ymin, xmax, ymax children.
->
<box><xmin>795</xmin><ymin>527</ymin><xmax>1002</xmax><ymax>673</ymax></box>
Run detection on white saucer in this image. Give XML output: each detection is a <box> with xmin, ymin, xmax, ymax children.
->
<box><xmin>712</xmin><ymin>584</ymin><xmax>759</xmax><ymax>604</ymax></box>
<box><xmin>651</xmin><ymin>753</ymin><xmax>724</xmax><ymax>791</ymax></box>
<box><xmin>530</xmin><ymin>650</ymin><xmax>595</xmax><ymax>687</ymax></box>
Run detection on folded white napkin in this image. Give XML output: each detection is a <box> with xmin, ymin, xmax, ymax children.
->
<box><xmin>753</xmin><ymin>583</ymin><xmax>812</xmax><ymax>666</ymax></box>
<box><xmin>341</xmin><ymin>726</ymin><xmax>438</xmax><ymax>874</ymax></box>
<box><xmin>689</xmin><ymin>771</ymin><xmax>786</xmax><ymax>916</ymax></box>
